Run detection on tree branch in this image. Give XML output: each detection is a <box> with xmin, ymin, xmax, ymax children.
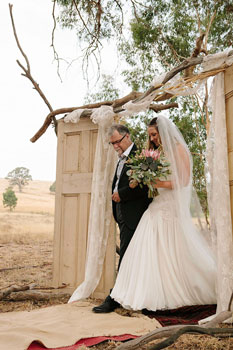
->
<box><xmin>9</xmin><ymin>4</ymin><xmax>57</xmax><ymax>131</ymax></box>
<box><xmin>194</xmin><ymin>5</ymin><xmax>202</xmax><ymax>35</ymax></box>
<box><xmin>30</xmin><ymin>95</ymin><xmax>176</xmax><ymax>142</ymax></box>
<box><xmin>9</xmin><ymin>4</ymin><xmax>31</xmax><ymax>73</ymax></box>
<box><xmin>203</xmin><ymin>10</ymin><xmax>217</xmax><ymax>52</ymax></box>
<box><xmin>30</xmin><ymin>49</ymin><xmax>233</xmax><ymax>143</ymax></box>
<box><xmin>10</xmin><ymin>2</ymin><xmax>233</xmax><ymax>145</ymax></box>
<box><xmin>51</xmin><ymin>0</ymin><xmax>65</xmax><ymax>83</ymax></box>
<box><xmin>149</xmin><ymin>102</ymin><xmax>178</xmax><ymax>112</ymax></box>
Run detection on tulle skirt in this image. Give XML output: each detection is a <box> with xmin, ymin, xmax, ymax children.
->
<box><xmin>110</xmin><ymin>189</ymin><xmax>217</xmax><ymax>311</ymax></box>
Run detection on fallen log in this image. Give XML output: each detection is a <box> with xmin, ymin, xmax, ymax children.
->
<box><xmin>0</xmin><ymin>283</ymin><xmax>37</xmax><ymax>300</ymax></box>
<box><xmin>0</xmin><ymin>283</ymin><xmax>70</xmax><ymax>301</ymax></box>
<box><xmin>6</xmin><ymin>290</ymin><xmax>70</xmax><ymax>301</ymax></box>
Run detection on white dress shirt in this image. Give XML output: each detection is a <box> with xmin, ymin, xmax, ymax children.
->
<box><xmin>113</xmin><ymin>143</ymin><xmax>134</xmax><ymax>193</ymax></box>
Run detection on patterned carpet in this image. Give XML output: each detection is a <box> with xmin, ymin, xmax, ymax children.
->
<box><xmin>142</xmin><ymin>304</ymin><xmax>217</xmax><ymax>326</ymax></box>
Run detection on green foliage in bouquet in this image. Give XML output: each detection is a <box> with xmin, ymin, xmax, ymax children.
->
<box><xmin>126</xmin><ymin>148</ymin><xmax>171</xmax><ymax>198</ymax></box>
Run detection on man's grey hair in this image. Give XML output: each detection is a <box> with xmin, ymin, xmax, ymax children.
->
<box><xmin>108</xmin><ymin>124</ymin><xmax>130</xmax><ymax>137</ymax></box>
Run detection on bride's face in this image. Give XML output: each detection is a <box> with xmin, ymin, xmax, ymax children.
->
<box><xmin>148</xmin><ymin>126</ymin><xmax>161</xmax><ymax>147</ymax></box>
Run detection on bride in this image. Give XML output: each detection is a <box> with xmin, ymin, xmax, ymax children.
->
<box><xmin>110</xmin><ymin>115</ymin><xmax>217</xmax><ymax>311</ymax></box>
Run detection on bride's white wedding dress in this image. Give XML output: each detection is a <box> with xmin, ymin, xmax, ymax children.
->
<box><xmin>110</xmin><ymin>186</ymin><xmax>217</xmax><ymax>311</ymax></box>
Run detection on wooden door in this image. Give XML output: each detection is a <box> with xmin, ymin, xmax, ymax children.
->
<box><xmin>52</xmin><ymin>116</ymin><xmax>115</xmax><ymax>298</ymax></box>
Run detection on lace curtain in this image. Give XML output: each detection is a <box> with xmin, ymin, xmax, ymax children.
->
<box><xmin>64</xmin><ymin>107</ymin><xmax>117</xmax><ymax>303</ymax></box>
<box><xmin>206</xmin><ymin>72</ymin><xmax>233</xmax><ymax>312</ymax></box>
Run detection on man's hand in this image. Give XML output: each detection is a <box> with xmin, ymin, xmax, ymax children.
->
<box><xmin>129</xmin><ymin>180</ymin><xmax>138</xmax><ymax>189</ymax></box>
<box><xmin>112</xmin><ymin>192</ymin><xmax>121</xmax><ymax>202</ymax></box>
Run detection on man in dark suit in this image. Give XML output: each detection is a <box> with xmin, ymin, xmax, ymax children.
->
<box><xmin>92</xmin><ymin>124</ymin><xmax>151</xmax><ymax>313</ymax></box>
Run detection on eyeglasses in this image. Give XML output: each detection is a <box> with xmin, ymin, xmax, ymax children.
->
<box><xmin>109</xmin><ymin>133</ymin><xmax>126</xmax><ymax>145</ymax></box>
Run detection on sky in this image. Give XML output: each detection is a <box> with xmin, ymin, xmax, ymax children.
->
<box><xmin>0</xmin><ymin>0</ymin><xmax>120</xmax><ymax>181</ymax></box>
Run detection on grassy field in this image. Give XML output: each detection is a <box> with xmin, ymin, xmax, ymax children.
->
<box><xmin>0</xmin><ymin>178</ymin><xmax>63</xmax><ymax>312</ymax></box>
<box><xmin>0</xmin><ymin>178</ymin><xmax>54</xmax><ymax>240</ymax></box>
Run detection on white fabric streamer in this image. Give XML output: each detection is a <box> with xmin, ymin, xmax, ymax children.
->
<box><xmin>91</xmin><ymin>105</ymin><xmax>115</xmax><ymax>126</ymax></box>
<box><xmin>119</xmin><ymin>93</ymin><xmax>156</xmax><ymax>117</ymax></box>
<box><xmin>64</xmin><ymin>109</ymin><xmax>85</xmax><ymax>123</ymax></box>
<box><xmin>202</xmin><ymin>48</ymin><xmax>233</xmax><ymax>72</ymax></box>
<box><xmin>68</xmin><ymin>110</ymin><xmax>117</xmax><ymax>303</ymax></box>
<box><xmin>151</xmin><ymin>72</ymin><xmax>166</xmax><ymax>86</ymax></box>
<box><xmin>164</xmin><ymin>77</ymin><xmax>206</xmax><ymax>96</ymax></box>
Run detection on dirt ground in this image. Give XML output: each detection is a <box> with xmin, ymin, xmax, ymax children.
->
<box><xmin>0</xmin><ymin>179</ymin><xmax>232</xmax><ymax>350</ymax></box>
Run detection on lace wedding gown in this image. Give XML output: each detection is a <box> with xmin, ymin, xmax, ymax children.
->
<box><xmin>110</xmin><ymin>187</ymin><xmax>217</xmax><ymax>311</ymax></box>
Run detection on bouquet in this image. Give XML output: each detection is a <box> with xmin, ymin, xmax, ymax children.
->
<box><xmin>126</xmin><ymin>148</ymin><xmax>171</xmax><ymax>198</ymax></box>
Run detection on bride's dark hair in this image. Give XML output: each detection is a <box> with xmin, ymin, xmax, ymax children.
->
<box><xmin>148</xmin><ymin>117</ymin><xmax>159</xmax><ymax>150</ymax></box>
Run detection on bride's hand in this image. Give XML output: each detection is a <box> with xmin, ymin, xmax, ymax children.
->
<box><xmin>152</xmin><ymin>179</ymin><xmax>162</xmax><ymax>188</ymax></box>
<box><xmin>152</xmin><ymin>179</ymin><xmax>173</xmax><ymax>189</ymax></box>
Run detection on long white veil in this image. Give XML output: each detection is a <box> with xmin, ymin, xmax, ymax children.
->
<box><xmin>156</xmin><ymin>115</ymin><xmax>216</xmax><ymax>280</ymax></box>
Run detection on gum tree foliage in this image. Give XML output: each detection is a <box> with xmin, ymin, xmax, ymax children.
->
<box><xmin>3</xmin><ymin>187</ymin><xmax>18</xmax><ymax>211</ymax></box>
<box><xmin>6</xmin><ymin>167</ymin><xmax>32</xmax><ymax>193</ymax></box>
<box><xmin>121</xmin><ymin>0</ymin><xmax>232</xmax><ymax>88</ymax></box>
<box><xmin>84</xmin><ymin>74</ymin><xmax>120</xmax><ymax>104</ymax></box>
<box><xmin>56</xmin><ymin>0</ymin><xmax>124</xmax><ymax>43</ymax></box>
<box><xmin>54</xmin><ymin>0</ymin><xmax>232</xmax><ymax>217</ymax></box>
<box><xmin>55</xmin><ymin>0</ymin><xmax>232</xmax><ymax>80</ymax></box>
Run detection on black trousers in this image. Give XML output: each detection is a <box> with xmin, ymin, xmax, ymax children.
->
<box><xmin>116</xmin><ymin>203</ymin><xmax>135</xmax><ymax>270</ymax></box>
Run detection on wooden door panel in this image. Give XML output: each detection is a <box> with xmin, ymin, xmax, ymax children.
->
<box><xmin>63</xmin><ymin>132</ymin><xmax>81</xmax><ymax>172</ymax></box>
<box><xmin>62</xmin><ymin>173</ymin><xmax>92</xmax><ymax>194</ymax></box>
<box><xmin>60</xmin><ymin>195</ymin><xmax>80</xmax><ymax>285</ymax></box>
<box><xmin>53</xmin><ymin>117</ymin><xmax>115</xmax><ymax>298</ymax></box>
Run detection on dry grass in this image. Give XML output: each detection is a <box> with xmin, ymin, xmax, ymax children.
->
<box><xmin>0</xmin><ymin>178</ymin><xmax>59</xmax><ymax>313</ymax></box>
<box><xmin>0</xmin><ymin>178</ymin><xmax>54</xmax><ymax>242</ymax></box>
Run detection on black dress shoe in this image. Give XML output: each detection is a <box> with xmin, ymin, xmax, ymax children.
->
<box><xmin>92</xmin><ymin>295</ymin><xmax>120</xmax><ymax>313</ymax></box>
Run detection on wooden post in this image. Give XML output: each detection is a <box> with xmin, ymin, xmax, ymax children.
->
<box><xmin>52</xmin><ymin>117</ymin><xmax>116</xmax><ymax>298</ymax></box>
<box><xmin>224</xmin><ymin>64</ymin><xmax>233</xmax><ymax>235</ymax></box>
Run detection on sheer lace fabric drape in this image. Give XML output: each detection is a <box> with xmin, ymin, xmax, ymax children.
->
<box><xmin>64</xmin><ymin>109</ymin><xmax>117</xmax><ymax>303</ymax></box>
<box><xmin>206</xmin><ymin>73</ymin><xmax>233</xmax><ymax>312</ymax></box>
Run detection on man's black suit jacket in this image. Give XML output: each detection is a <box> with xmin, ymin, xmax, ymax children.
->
<box><xmin>112</xmin><ymin>144</ymin><xmax>152</xmax><ymax>231</ymax></box>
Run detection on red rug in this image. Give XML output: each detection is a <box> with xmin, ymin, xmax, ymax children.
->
<box><xmin>142</xmin><ymin>304</ymin><xmax>217</xmax><ymax>326</ymax></box>
<box><xmin>28</xmin><ymin>334</ymin><xmax>138</xmax><ymax>350</ymax></box>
